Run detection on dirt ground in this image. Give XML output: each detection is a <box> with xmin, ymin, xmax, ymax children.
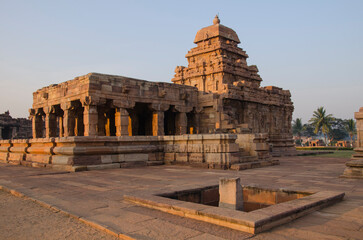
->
<box><xmin>0</xmin><ymin>190</ymin><xmax>118</xmax><ymax>240</ymax></box>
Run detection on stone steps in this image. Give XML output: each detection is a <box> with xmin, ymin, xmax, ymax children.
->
<box><xmin>230</xmin><ymin>159</ymin><xmax>279</xmax><ymax>171</ymax></box>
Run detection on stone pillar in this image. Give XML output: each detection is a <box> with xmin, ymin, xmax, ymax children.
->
<box><xmin>356</xmin><ymin>108</ymin><xmax>363</xmax><ymax>148</ymax></box>
<box><xmin>152</xmin><ymin>111</ymin><xmax>164</xmax><ymax>136</ymax></box>
<box><xmin>58</xmin><ymin>116</ymin><xmax>64</xmax><ymax>137</ymax></box>
<box><xmin>176</xmin><ymin>112</ymin><xmax>187</xmax><ymax>135</ymax></box>
<box><xmin>83</xmin><ymin>105</ymin><xmax>98</xmax><ymax>136</ymax></box>
<box><xmin>353</xmin><ymin>107</ymin><xmax>363</xmax><ymax>159</ymax></box>
<box><xmin>44</xmin><ymin>107</ymin><xmax>57</xmax><ymax>138</ymax></box>
<box><xmin>30</xmin><ymin>108</ymin><xmax>44</xmax><ymax>139</ymax></box>
<box><xmin>219</xmin><ymin>177</ymin><xmax>243</xmax><ymax>211</ymax></box>
<box><xmin>115</xmin><ymin>108</ymin><xmax>129</xmax><ymax>136</ymax></box>
<box><xmin>61</xmin><ymin>103</ymin><xmax>75</xmax><ymax>137</ymax></box>
<box><xmin>11</xmin><ymin>127</ymin><xmax>17</xmax><ymax>139</ymax></box>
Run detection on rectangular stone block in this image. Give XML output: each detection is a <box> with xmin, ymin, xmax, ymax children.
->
<box><xmin>101</xmin><ymin>155</ymin><xmax>113</xmax><ymax>164</ymax></box>
<box><xmin>164</xmin><ymin>153</ymin><xmax>175</xmax><ymax>163</ymax></box>
<box><xmin>123</xmin><ymin>153</ymin><xmax>148</xmax><ymax>162</ymax></box>
<box><xmin>188</xmin><ymin>153</ymin><xmax>204</xmax><ymax>163</ymax></box>
<box><xmin>187</xmin><ymin>144</ymin><xmax>204</xmax><ymax>153</ymax></box>
<box><xmin>8</xmin><ymin>153</ymin><xmax>25</xmax><ymax>161</ymax></box>
<box><xmin>175</xmin><ymin>153</ymin><xmax>188</xmax><ymax>162</ymax></box>
<box><xmin>205</xmin><ymin>153</ymin><xmax>239</xmax><ymax>165</ymax></box>
<box><xmin>52</xmin><ymin>155</ymin><xmax>73</xmax><ymax>165</ymax></box>
<box><xmin>26</xmin><ymin>154</ymin><xmax>51</xmax><ymax>164</ymax></box>
<box><xmin>164</xmin><ymin>144</ymin><xmax>175</xmax><ymax>153</ymax></box>
<box><xmin>148</xmin><ymin>152</ymin><xmax>163</xmax><ymax>161</ymax></box>
<box><xmin>219</xmin><ymin>177</ymin><xmax>243</xmax><ymax>211</ymax></box>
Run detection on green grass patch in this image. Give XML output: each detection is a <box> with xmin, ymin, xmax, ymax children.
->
<box><xmin>296</xmin><ymin>147</ymin><xmax>353</xmax><ymax>151</ymax></box>
<box><xmin>317</xmin><ymin>150</ymin><xmax>354</xmax><ymax>158</ymax></box>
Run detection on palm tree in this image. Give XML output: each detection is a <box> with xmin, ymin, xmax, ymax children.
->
<box><xmin>345</xmin><ymin>119</ymin><xmax>356</xmax><ymax>147</ymax></box>
<box><xmin>309</xmin><ymin>107</ymin><xmax>334</xmax><ymax>146</ymax></box>
<box><xmin>292</xmin><ymin>118</ymin><xmax>303</xmax><ymax>146</ymax></box>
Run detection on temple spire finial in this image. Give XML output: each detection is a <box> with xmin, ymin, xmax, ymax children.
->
<box><xmin>213</xmin><ymin>15</ymin><xmax>220</xmax><ymax>25</ymax></box>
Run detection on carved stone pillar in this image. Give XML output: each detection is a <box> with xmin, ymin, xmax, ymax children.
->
<box><xmin>176</xmin><ymin>112</ymin><xmax>187</xmax><ymax>135</ymax></box>
<box><xmin>152</xmin><ymin>111</ymin><xmax>164</xmax><ymax>136</ymax></box>
<box><xmin>355</xmin><ymin>107</ymin><xmax>363</xmax><ymax>150</ymax></box>
<box><xmin>83</xmin><ymin>105</ymin><xmax>98</xmax><ymax>136</ymax></box>
<box><xmin>194</xmin><ymin>113</ymin><xmax>200</xmax><ymax>134</ymax></box>
<box><xmin>44</xmin><ymin>106</ymin><xmax>57</xmax><ymax>138</ymax></box>
<box><xmin>58</xmin><ymin>116</ymin><xmax>64</xmax><ymax>137</ymax></box>
<box><xmin>115</xmin><ymin>108</ymin><xmax>129</xmax><ymax>136</ymax></box>
<box><xmin>149</xmin><ymin>103</ymin><xmax>169</xmax><ymax>136</ymax></box>
<box><xmin>11</xmin><ymin>127</ymin><xmax>17</xmax><ymax>138</ymax></box>
<box><xmin>30</xmin><ymin>108</ymin><xmax>44</xmax><ymax>138</ymax></box>
<box><xmin>61</xmin><ymin>102</ymin><xmax>75</xmax><ymax>137</ymax></box>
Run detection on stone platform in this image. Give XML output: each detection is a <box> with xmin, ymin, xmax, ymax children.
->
<box><xmin>0</xmin><ymin>155</ymin><xmax>362</xmax><ymax>239</ymax></box>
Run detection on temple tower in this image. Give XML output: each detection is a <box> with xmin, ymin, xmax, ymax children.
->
<box><xmin>172</xmin><ymin>15</ymin><xmax>262</xmax><ymax>93</ymax></box>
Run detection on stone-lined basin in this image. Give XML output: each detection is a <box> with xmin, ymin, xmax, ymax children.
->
<box><xmin>124</xmin><ymin>186</ymin><xmax>344</xmax><ymax>234</ymax></box>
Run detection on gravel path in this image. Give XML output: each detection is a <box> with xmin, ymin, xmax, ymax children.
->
<box><xmin>0</xmin><ymin>190</ymin><xmax>118</xmax><ymax>240</ymax></box>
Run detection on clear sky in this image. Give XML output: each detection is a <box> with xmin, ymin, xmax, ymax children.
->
<box><xmin>1</xmin><ymin>0</ymin><xmax>362</xmax><ymax>123</ymax></box>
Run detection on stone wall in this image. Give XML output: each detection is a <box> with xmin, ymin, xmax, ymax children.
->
<box><xmin>0</xmin><ymin>134</ymin><xmax>251</xmax><ymax>171</ymax></box>
<box><xmin>235</xmin><ymin>133</ymin><xmax>270</xmax><ymax>160</ymax></box>
<box><xmin>164</xmin><ymin>134</ymin><xmax>240</xmax><ymax>169</ymax></box>
<box><xmin>0</xmin><ymin>136</ymin><xmax>164</xmax><ymax>171</ymax></box>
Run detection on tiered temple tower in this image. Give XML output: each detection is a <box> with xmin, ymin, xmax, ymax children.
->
<box><xmin>172</xmin><ymin>15</ymin><xmax>262</xmax><ymax>93</ymax></box>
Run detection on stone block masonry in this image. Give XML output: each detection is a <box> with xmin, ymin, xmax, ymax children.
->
<box><xmin>0</xmin><ymin>134</ymin><xmax>252</xmax><ymax>171</ymax></box>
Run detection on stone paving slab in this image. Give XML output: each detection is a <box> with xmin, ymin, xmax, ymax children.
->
<box><xmin>0</xmin><ymin>156</ymin><xmax>362</xmax><ymax>239</ymax></box>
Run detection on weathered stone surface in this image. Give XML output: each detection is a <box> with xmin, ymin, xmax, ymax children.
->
<box><xmin>219</xmin><ymin>177</ymin><xmax>244</xmax><ymax>210</ymax></box>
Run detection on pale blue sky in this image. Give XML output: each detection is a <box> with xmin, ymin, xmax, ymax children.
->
<box><xmin>1</xmin><ymin>0</ymin><xmax>362</xmax><ymax>123</ymax></box>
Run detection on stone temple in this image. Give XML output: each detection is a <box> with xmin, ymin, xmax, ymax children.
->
<box><xmin>0</xmin><ymin>16</ymin><xmax>296</xmax><ymax>171</ymax></box>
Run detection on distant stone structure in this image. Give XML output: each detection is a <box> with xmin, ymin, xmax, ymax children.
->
<box><xmin>342</xmin><ymin>107</ymin><xmax>363</xmax><ymax>178</ymax></box>
<box><xmin>0</xmin><ymin>16</ymin><xmax>296</xmax><ymax>171</ymax></box>
<box><xmin>0</xmin><ymin>111</ymin><xmax>32</xmax><ymax>139</ymax></box>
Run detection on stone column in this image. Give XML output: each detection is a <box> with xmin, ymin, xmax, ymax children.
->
<box><xmin>11</xmin><ymin>127</ymin><xmax>17</xmax><ymax>139</ymax></box>
<box><xmin>58</xmin><ymin>116</ymin><xmax>64</xmax><ymax>137</ymax></box>
<box><xmin>356</xmin><ymin>108</ymin><xmax>363</xmax><ymax>147</ymax></box>
<box><xmin>30</xmin><ymin>108</ymin><xmax>44</xmax><ymax>138</ymax></box>
<box><xmin>152</xmin><ymin>111</ymin><xmax>164</xmax><ymax>136</ymax></box>
<box><xmin>219</xmin><ymin>177</ymin><xmax>243</xmax><ymax>211</ymax></box>
<box><xmin>176</xmin><ymin>112</ymin><xmax>187</xmax><ymax>135</ymax></box>
<box><xmin>83</xmin><ymin>105</ymin><xmax>98</xmax><ymax>136</ymax></box>
<box><xmin>44</xmin><ymin>106</ymin><xmax>57</xmax><ymax>138</ymax></box>
<box><xmin>61</xmin><ymin>103</ymin><xmax>75</xmax><ymax>137</ymax></box>
<box><xmin>115</xmin><ymin>108</ymin><xmax>129</xmax><ymax>136</ymax></box>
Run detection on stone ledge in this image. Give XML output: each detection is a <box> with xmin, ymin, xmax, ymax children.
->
<box><xmin>124</xmin><ymin>189</ymin><xmax>344</xmax><ymax>234</ymax></box>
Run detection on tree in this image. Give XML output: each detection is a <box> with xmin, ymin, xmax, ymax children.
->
<box><xmin>301</xmin><ymin>123</ymin><xmax>317</xmax><ymax>138</ymax></box>
<box><xmin>292</xmin><ymin>118</ymin><xmax>303</xmax><ymax>146</ymax></box>
<box><xmin>328</xmin><ymin>118</ymin><xmax>348</xmax><ymax>144</ymax></box>
<box><xmin>345</xmin><ymin>119</ymin><xmax>357</xmax><ymax>146</ymax></box>
<box><xmin>309</xmin><ymin>107</ymin><xmax>334</xmax><ymax>146</ymax></box>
